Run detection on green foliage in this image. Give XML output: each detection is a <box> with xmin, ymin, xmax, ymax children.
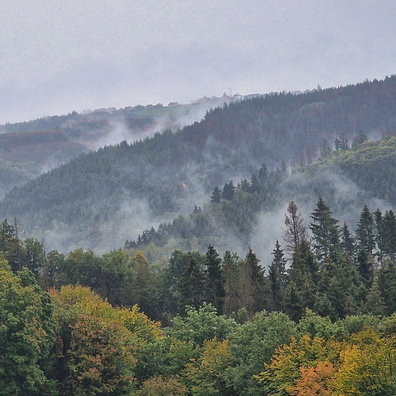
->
<box><xmin>183</xmin><ymin>339</ymin><xmax>234</xmax><ymax>396</ymax></box>
<box><xmin>166</xmin><ymin>303</ymin><xmax>237</xmax><ymax>346</ymax></box>
<box><xmin>51</xmin><ymin>285</ymin><xmax>163</xmax><ymax>395</ymax></box>
<box><xmin>309</xmin><ymin>197</ymin><xmax>340</xmax><ymax>261</ymax></box>
<box><xmin>0</xmin><ymin>259</ymin><xmax>56</xmax><ymax>395</ymax></box>
<box><xmin>226</xmin><ymin>311</ymin><xmax>296</xmax><ymax>395</ymax></box>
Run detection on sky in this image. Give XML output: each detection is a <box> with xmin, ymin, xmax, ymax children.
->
<box><xmin>1</xmin><ymin>0</ymin><xmax>396</xmax><ymax>124</ymax></box>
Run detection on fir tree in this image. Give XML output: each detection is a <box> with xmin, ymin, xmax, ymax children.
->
<box><xmin>210</xmin><ymin>186</ymin><xmax>222</xmax><ymax>204</ymax></box>
<box><xmin>179</xmin><ymin>253</ymin><xmax>207</xmax><ymax>311</ymax></box>
<box><xmin>221</xmin><ymin>181</ymin><xmax>235</xmax><ymax>201</ymax></box>
<box><xmin>205</xmin><ymin>245</ymin><xmax>225</xmax><ymax>314</ymax></box>
<box><xmin>223</xmin><ymin>251</ymin><xmax>240</xmax><ymax>315</ymax></box>
<box><xmin>356</xmin><ymin>205</ymin><xmax>376</xmax><ymax>254</ymax></box>
<box><xmin>309</xmin><ymin>197</ymin><xmax>340</xmax><ymax>261</ymax></box>
<box><xmin>268</xmin><ymin>240</ymin><xmax>287</xmax><ymax>311</ymax></box>
<box><xmin>340</xmin><ymin>222</ymin><xmax>355</xmax><ymax>257</ymax></box>
<box><xmin>282</xmin><ymin>240</ymin><xmax>318</xmax><ymax>321</ymax></box>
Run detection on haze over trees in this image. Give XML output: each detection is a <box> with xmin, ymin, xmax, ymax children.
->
<box><xmin>0</xmin><ymin>76</ymin><xmax>396</xmax><ymax>394</ymax></box>
<box><xmin>1</xmin><ymin>76</ymin><xmax>396</xmax><ymax>252</ymax></box>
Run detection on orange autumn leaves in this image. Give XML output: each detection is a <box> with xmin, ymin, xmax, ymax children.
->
<box><xmin>257</xmin><ymin>330</ymin><xmax>396</xmax><ymax>396</ymax></box>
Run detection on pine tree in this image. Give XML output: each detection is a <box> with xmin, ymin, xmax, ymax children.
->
<box><xmin>356</xmin><ymin>205</ymin><xmax>376</xmax><ymax>254</ymax></box>
<box><xmin>378</xmin><ymin>261</ymin><xmax>396</xmax><ymax>315</ymax></box>
<box><xmin>239</xmin><ymin>248</ymin><xmax>266</xmax><ymax>315</ymax></box>
<box><xmin>268</xmin><ymin>240</ymin><xmax>287</xmax><ymax>311</ymax></box>
<box><xmin>340</xmin><ymin>222</ymin><xmax>355</xmax><ymax>257</ymax></box>
<box><xmin>383</xmin><ymin>210</ymin><xmax>396</xmax><ymax>262</ymax></box>
<box><xmin>315</xmin><ymin>253</ymin><xmax>364</xmax><ymax>320</ymax></box>
<box><xmin>210</xmin><ymin>186</ymin><xmax>222</xmax><ymax>204</ymax></box>
<box><xmin>309</xmin><ymin>197</ymin><xmax>340</xmax><ymax>261</ymax></box>
<box><xmin>223</xmin><ymin>251</ymin><xmax>240</xmax><ymax>315</ymax></box>
<box><xmin>205</xmin><ymin>245</ymin><xmax>225</xmax><ymax>314</ymax></box>
<box><xmin>356</xmin><ymin>247</ymin><xmax>374</xmax><ymax>289</ymax></box>
<box><xmin>282</xmin><ymin>240</ymin><xmax>318</xmax><ymax>321</ymax></box>
<box><xmin>364</xmin><ymin>279</ymin><xmax>386</xmax><ymax>316</ymax></box>
<box><xmin>179</xmin><ymin>253</ymin><xmax>207</xmax><ymax>311</ymax></box>
<box><xmin>250</xmin><ymin>174</ymin><xmax>260</xmax><ymax>193</ymax></box>
<box><xmin>374</xmin><ymin>209</ymin><xmax>385</xmax><ymax>265</ymax></box>
<box><xmin>221</xmin><ymin>181</ymin><xmax>235</xmax><ymax>201</ymax></box>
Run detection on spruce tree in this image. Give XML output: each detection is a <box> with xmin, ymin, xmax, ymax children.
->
<box><xmin>239</xmin><ymin>248</ymin><xmax>266</xmax><ymax>315</ymax></box>
<box><xmin>179</xmin><ymin>253</ymin><xmax>207</xmax><ymax>311</ymax></box>
<box><xmin>340</xmin><ymin>222</ymin><xmax>355</xmax><ymax>257</ymax></box>
<box><xmin>356</xmin><ymin>205</ymin><xmax>376</xmax><ymax>254</ymax></box>
<box><xmin>315</xmin><ymin>252</ymin><xmax>364</xmax><ymax>320</ymax></box>
<box><xmin>309</xmin><ymin>197</ymin><xmax>340</xmax><ymax>261</ymax></box>
<box><xmin>221</xmin><ymin>181</ymin><xmax>235</xmax><ymax>201</ymax></box>
<box><xmin>210</xmin><ymin>186</ymin><xmax>222</xmax><ymax>204</ymax></box>
<box><xmin>268</xmin><ymin>240</ymin><xmax>287</xmax><ymax>311</ymax></box>
<box><xmin>223</xmin><ymin>251</ymin><xmax>240</xmax><ymax>315</ymax></box>
<box><xmin>383</xmin><ymin>210</ymin><xmax>396</xmax><ymax>262</ymax></box>
<box><xmin>282</xmin><ymin>240</ymin><xmax>318</xmax><ymax>321</ymax></box>
<box><xmin>205</xmin><ymin>245</ymin><xmax>225</xmax><ymax>314</ymax></box>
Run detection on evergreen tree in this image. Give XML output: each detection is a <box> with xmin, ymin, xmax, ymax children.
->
<box><xmin>179</xmin><ymin>253</ymin><xmax>207</xmax><ymax>311</ymax></box>
<box><xmin>210</xmin><ymin>186</ymin><xmax>222</xmax><ymax>204</ymax></box>
<box><xmin>223</xmin><ymin>251</ymin><xmax>240</xmax><ymax>315</ymax></box>
<box><xmin>221</xmin><ymin>181</ymin><xmax>235</xmax><ymax>201</ymax></box>
<box><xmin>378</xmin><ymin>261</ymin><xmax>396</xmax><ymax>315</ymax></box>
<box><xmin>315</xmin><ymin>252</ymin><xmax>364</xmax><ymax>320</ymax></box>
<box><xmin>282</xmin><ymin>240</ymin><xmax>318</xmax><ymax>321</ymax></box>
<box><xmin>340</xmin><ymin>222</ymin><xmax>355</xmax><ymax>257</ymax></box>
<box><xmin>268</xmin><ymin>240</ymin><xmax>287</xmax><ymax>311</ymax></box>
<box><xmin>364</xmin><ymin>279</ymin><xmax>386</xmax><ymax>316</ymax></box>
<box><xmin>356</xmin><ymin>247</ymin><xmax>374</xmax><ymax>289</ymax></box>
<box><xmin>205</xmin><ymin>245</ymin><xmax>225</xmax><ymax>314</ymax></box>
<box><xmin>374</xmin><ymin>209</ymin><xmax>385</xmax><ymax>265</ymax></box>
<box><xmin>309</xmin><ymin>197</ymin><xmax>340</xmax><ymax>261</ymax></box>
<box><xmin>250</xmin><ymin>174</ymin><xmax>260</xmax><ymax>193</ymax></box>
<box><xmin>258</xmin><ymin>163</ymin><xmax>268</xmax><ymax>180</ymax></box>
<box><xmin>356</xmin><ymin>205</ymin><xmax>376</xmax><ymax>254</ymax></box>
<box><xmin>382</xmin><ymin>210</ymin><xmax>396</xmax><ymax>262</ymax></box>
<box><xmin>239</xmin><ymin>248</ymin><xmax>266</xmax><ymax>315</ymax></box>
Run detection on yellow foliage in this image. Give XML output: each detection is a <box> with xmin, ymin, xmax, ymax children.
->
<box><xmin>256</xmin><ymin>335</ymin><xmax>342</xmax><ymax>395</ymax></box>
<box><xmin>334</xmin><ymin>329</ymin><xmax>396</xmax><ymax>395</ymax></box>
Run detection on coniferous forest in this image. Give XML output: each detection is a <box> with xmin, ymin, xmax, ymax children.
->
<box><xmin>1</xmin><ymin>76</ymin><xmax>396</xmax><ymax>394</ymax></box>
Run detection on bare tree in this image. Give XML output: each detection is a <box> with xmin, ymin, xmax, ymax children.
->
<box><xmin>283</xmin><ymin>201</ymin><xmax>308</xmax><ymax>257</ymax></box>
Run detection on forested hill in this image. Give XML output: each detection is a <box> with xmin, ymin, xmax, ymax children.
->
<box><xmin>0</xmin><ymin>98</ymin><xmax>225</xmax><ymax>198</ymax></box>
<box><xmin>1</xmin><ymin>76</ymin><xmax>396</xmax><ymax>253</ymax></box>
<box><xmin>125</xmin><ymin>136</ymin><xmax>396</xmax><ymax>263</ymax></box>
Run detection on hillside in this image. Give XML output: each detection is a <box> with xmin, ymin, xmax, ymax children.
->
<box><xmin>124</xmin><ymin>136</ymin><xmax>396</xmax><ymax>264</ymax></box>
<box><xmin>1</xmin><ymin>76</ymin><xmax>396</xmax><ymax>253</ymax></box>
<box><xmin>0</xmin><ymin>98</ymin><xmax>226</xmax><ymax>198</ymax></box>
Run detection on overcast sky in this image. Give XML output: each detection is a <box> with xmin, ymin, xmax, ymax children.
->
<box><xmin>1</xmin><ymin>0</ymin><xmax>396</xmax><ymax>124</ymax></box>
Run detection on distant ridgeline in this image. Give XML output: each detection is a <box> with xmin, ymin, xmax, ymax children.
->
<box><xmin>0</xmin><ymin>76</ymin><xmax>396</xmax><ymax>253</ymax></box>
